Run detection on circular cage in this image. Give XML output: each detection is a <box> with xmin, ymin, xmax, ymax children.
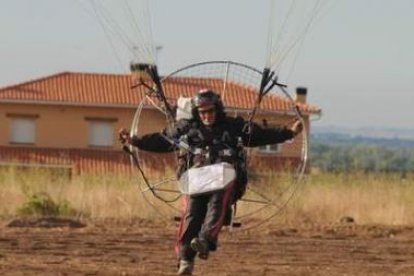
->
<box><xmin>129</xmin><ymin>60</ymin><xmax>308</xmax><ymax>231</ymax></box>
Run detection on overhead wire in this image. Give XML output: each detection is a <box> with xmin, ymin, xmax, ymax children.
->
<box><xmin>273</xmin><ymin>0</ymin><xmax>323</xmax><ymax>73</ymax></box>
<box><xmin>264</xmin><ymin>0</ymin><xmax>276</xmax><ymax>69</ymax></box>
<box><xmin>121</xmin><ymin>0</ymin><xmax>155</xmax><ymax>64</ymax></box>
<box><xmin>91</xmin><ymin>1</ymin><xmax>136</xmax><ymax>51</ymax></box>
<box><xmin>268</xmin><ymin>0</ymin><xmax>297</xmax><ymax>71</ymax></box>
<box><xmin>267</xmin><ymin>0</ymin><xmax>328</xmax><ymax>75</ymax></box>
<box><xmin>283</xmin><ymin>0</ymin><xmax>334</xmax><ymax>82</ymax></box>
<box><xmin>88</xmin><ymin>0</ymin><xmax>156</xmax><ymax>66</ymax></box>
<box><xmin>88</xmin><ymin>0</ymin><xmax>126</xmax><ymax>72</ymax></box>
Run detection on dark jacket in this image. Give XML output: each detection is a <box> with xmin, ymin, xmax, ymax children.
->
<box><xmin>131</xmin><ymin>116</ymin><xmax>294</xmax><ymax>200</ymax></box>
<box><xmin>132</xmin><ymin>116</ymin><xmax>294</xmax><ymax>153</ymax></box>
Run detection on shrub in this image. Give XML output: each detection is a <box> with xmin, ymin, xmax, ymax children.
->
<box><xmin>17</xmin><ymin>192</ymin><xmax>76</xmax><ymax>217</ymax></box>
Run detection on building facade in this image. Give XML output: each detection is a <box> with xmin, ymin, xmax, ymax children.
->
<box><xmin>0</xmin><ymin>71</ymin><xmax>321</xmax><ymax>174</ymax></box>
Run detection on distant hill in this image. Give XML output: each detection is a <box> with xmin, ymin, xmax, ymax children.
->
<box><xmin>312</xmin><ymin>125</ymin><xmax>414</xmax><ymax>140</ymax></box>
<box><xmin>311</xmin><ymin>126</ymin><xmax>414</xmax><ymax>149</ymax></box>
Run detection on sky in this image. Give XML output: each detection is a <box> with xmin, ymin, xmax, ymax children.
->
<box><xmin>1</xmin><ymin>0</ymin><xmax>413</xmax><ymax>130</ymax></box>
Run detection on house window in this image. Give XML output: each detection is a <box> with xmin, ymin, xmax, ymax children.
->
<box><xmin>258</xmin><ymin>120</ymin><xmax>282</xmax><ymax>154</ymax></box>
<box><xmin>9</xmin><ymin>116</ymin><xmax>37</xmax><ymax>144</ymax></box>
<box><xmin>88</xmin><ymin>121</ymin><xmax>113</xmax><ymax>147</ymax></box>
<box><xmin>86</xmin><ymin>118</ymin><xmax>117</xmax><ymax>147</ymax></box>
<box><xmin>258</xmin><ymin>143</ymin><xmax>282</xmax><ymax>154</ymax></box>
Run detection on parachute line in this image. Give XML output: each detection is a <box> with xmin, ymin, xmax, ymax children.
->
<box><xmin>87</xmin><ymin>0</ymin><xmax>156</xmax><ymax>69</ymax></box>
<box><xmin>266</xmin><ymin>0</ymin><xmax>331</xmax><ymax>79</ymax></box>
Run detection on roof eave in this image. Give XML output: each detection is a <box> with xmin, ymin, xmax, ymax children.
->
<box><xmin>225</xmin><ymin>106</ymin><xmax>321</xmax><ymax>116</ymax></box>
<box><xmin>0</xmin><ymin>99</ymin><xmax>137</xmax><ymax>109</ymax></box>
<box><xmin>1</xmin><ymin>99</ymin><xmax>321</xmax><ymax>115</ymax></box>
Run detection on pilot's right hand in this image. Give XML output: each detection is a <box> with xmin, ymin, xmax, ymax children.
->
<box><xmin>118</xmin><ymin>128</ymin><xmax>132</xmax><ymax>144</ymax></box>
<box><xmin>290</xmin><ymin>119</ymin><xmax>303</xmax><ymax>137</ymax></box>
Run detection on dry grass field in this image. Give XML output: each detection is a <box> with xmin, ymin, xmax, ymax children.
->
<box><xmin>1</xmin><ymin>168</ymin><xmax>414</xmax><ymax>275</ymax></box>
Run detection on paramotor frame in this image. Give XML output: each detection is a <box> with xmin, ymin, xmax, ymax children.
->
<box><xmin>128</xmin><ymin>60</ymin><xmax>309</xmax><ymax>231</ymax></box>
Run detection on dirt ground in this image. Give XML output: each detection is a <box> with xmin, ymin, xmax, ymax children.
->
<box><xmin>1</xmin><ymin>218</ymin><xmax>414</xmax><ymax>276</ymax></box>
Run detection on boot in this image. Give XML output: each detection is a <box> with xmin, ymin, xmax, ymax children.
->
<box><xmin>190</xmin><ymin>238</ymin><xmax>209</xmax><ymax>260</ymax></box>
<box><xmin>177</xmin><ymin>260</ymin><xmax>194</xmax><ymax>275</ymax></box>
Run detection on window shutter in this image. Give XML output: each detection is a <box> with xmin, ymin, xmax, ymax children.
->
<box><xmin>88</xmin><ymin>121</ymin><xmax>113</xmax><ymax>147</ymax></box>
<box><xmin>10</xmin><ymin>118</ymin><xmax>35</xmax><ymax>144</ymax></box>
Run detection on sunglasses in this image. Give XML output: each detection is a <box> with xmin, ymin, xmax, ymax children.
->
<box><xmin>198</xmin><ymin>107</ymin><xmax>216</xmax><ymax>115</ymax></box>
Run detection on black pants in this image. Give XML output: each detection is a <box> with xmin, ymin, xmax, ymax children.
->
<box><xmin>175</xmin><ymin>184</ymin><xmax>234</xmax><ymax>261</ymax></box>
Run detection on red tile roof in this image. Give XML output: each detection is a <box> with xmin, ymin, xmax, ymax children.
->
<box><xmin>0</xmin><ymin>72</ymin><xmax>138</xmax><ymax>106</ymax></box>
<box><xmin>0</xmin><ymin>72</ymin><xmax>321</xmax><ymax>114</ymax></box>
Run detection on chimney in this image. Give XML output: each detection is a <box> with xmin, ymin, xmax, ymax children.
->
<box><xmin>295</xmin><ymin>87</ymin><xmax>307</xmax><ymax>104</ymax></box>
